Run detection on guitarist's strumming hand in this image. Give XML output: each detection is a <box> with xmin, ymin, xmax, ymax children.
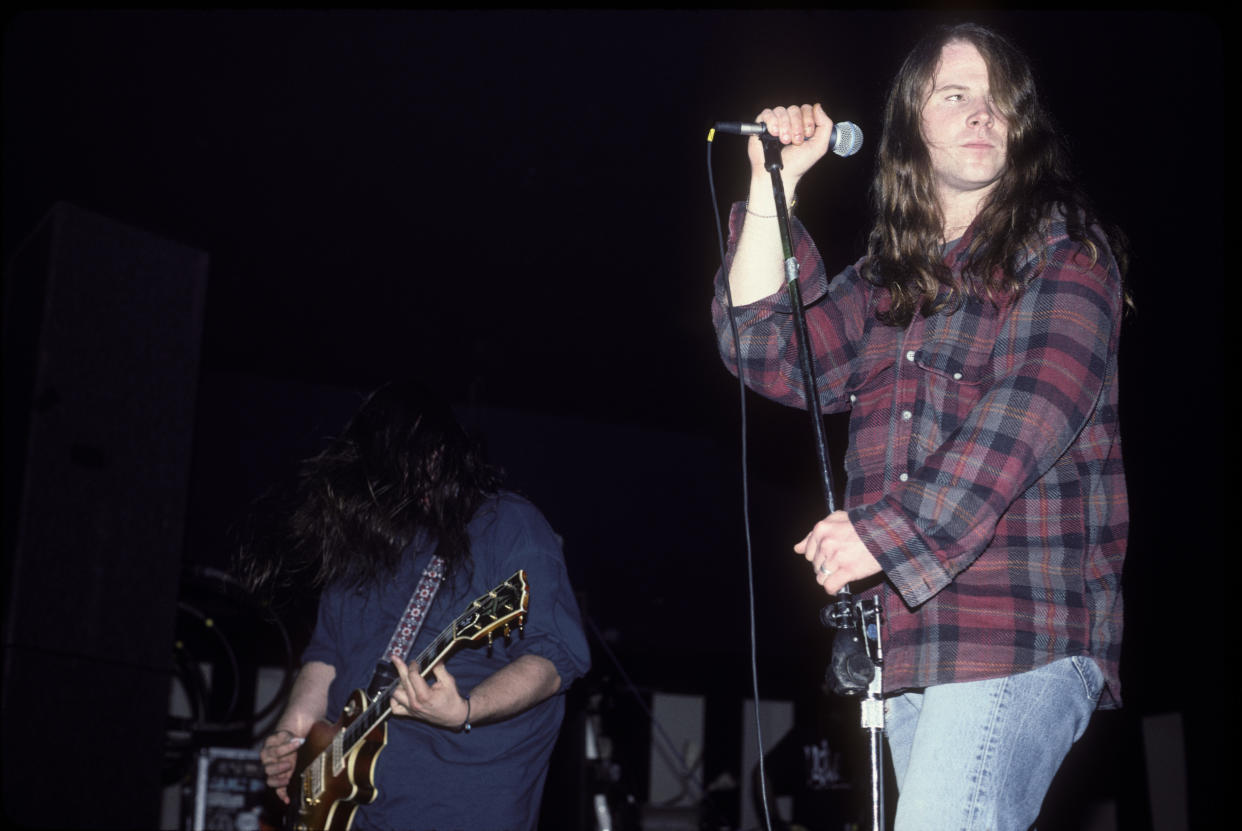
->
<box><xmin>259</xmin><ymin>728</ymin><xmax>305</xmax><ymax>804</ymax></box>
<box><xmin>258</xmin><ymin>659</ymin><xmax>333</xmax><ymax>805</ymax></box>
<box><xmin>390</xmin><ymin>655</ymin><xmax>471</xmax><ymax>730</ymax></box>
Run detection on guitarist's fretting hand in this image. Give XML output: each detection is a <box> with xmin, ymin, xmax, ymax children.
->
<box><xmin>259</xmin><ymin>729</ymin><xmax>305</xmax><ymax>804</ymax></box>
<box><xmin>389</xmin><ymin>655</ymin><xmax>471</xmax><ymax>729</ymax></box>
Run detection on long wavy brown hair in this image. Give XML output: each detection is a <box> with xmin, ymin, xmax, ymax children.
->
<box><xmin>235</xmin><ymin>381</ymin><xmax>502</xmax><ymax>601</ymax></box>
<box><xmin>862</xmin><ymin>22</ymin><xmax>1128</xmax><ymax>327</ymax></box>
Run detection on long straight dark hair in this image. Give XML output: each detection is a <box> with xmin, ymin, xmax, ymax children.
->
<box><xmin>236</xmin><ymin>382</ymin><xmax>501</xmax><ymax>600</ymax></box>
<box><xmin>862</xmin><ymin>22</ymin><xmax>1128</xmax><ymax>326</ymax></box>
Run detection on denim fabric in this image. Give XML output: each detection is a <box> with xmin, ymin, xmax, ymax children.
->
<box><xmin>884</xmin><ymin>656</ymin><xmax>1103</xmax><ymax>830</ymax></box>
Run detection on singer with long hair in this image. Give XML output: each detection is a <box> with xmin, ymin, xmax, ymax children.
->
<box><xmin>713</xmin><ymin>22</ymin><xmax>1128</xmax><ymax>829</ymax></box>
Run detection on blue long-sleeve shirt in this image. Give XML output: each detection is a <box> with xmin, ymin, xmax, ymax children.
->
<box><xmin>302</xmin><ymin>491</ymin><xmax>591</xmax><ymax>830</ymax></box>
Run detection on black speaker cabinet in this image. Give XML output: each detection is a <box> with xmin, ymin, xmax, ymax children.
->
<box><xmin>2</xmin><ymin>203</ymin><xmax>208</xmax><ymax>829</ymax></box>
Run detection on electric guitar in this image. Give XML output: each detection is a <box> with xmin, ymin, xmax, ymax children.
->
<box><xmin>285</xmin><ymin>570</ymin><xmax>529</xmax><ymax>831</ymax></box>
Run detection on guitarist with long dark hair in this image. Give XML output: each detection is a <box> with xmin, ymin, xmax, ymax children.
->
<box><xmin>239</xmin><ymin>381</ymin><xmax>590</xmax><ymax>831</ymax></box>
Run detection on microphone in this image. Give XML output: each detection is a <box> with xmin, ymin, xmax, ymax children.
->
<box><xmin>712</xmin><ymin>120</ymin><xmax>864</xmax><ymax>158</ymax></box>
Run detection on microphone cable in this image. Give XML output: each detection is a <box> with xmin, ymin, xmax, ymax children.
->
<box><xmin>704</xmin><ymin>125</ymin><xmax>776</xmax><ymax>831</ymax></box>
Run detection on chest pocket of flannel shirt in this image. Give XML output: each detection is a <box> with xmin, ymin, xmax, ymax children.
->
<box><xmin>915</xmin><ymin>317</ymin><xmax>997</xmax><ymax>435</ymax></box>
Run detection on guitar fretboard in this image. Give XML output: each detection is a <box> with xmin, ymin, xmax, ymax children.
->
<box><xmin>293</xmin><ymin>571</ymin><xmax>527</xmax><ymax>811</ymax></box>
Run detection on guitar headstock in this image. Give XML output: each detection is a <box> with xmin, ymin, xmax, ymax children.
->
<box><xmin>453</xmin><ymin>570</ymin><xmax>529</xmax><ymax>646</ymax></box>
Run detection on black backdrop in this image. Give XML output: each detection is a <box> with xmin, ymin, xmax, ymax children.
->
<box><xmin>3</xmin><ymin>10</ymin><xmax>1223</xmax><ymax>829</ymax></box>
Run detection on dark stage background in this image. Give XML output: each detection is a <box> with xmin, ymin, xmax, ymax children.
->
<box><xmin>2</xmin><ymin>10</ymin><xmax>1222</xmax><ymax>831</ymax></box>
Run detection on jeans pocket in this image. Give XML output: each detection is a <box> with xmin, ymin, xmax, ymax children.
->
<box><xmin>1070</xmin><ymin>655</ymin><xmax>1104</xmax><ymax>702</ymax></box>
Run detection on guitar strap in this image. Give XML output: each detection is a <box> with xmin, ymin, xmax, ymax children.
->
<box><xmin>366</xmin><ymin>552</ymin><xmax>446</xmax><ymax>697</ymax></box>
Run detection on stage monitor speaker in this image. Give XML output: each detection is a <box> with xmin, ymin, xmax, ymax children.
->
<box><xmin>2</xmin><ymin>202</ymin><xmax>207</xmax><ymax>829</ymax></box>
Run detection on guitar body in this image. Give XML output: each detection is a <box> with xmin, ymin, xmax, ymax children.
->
<box><xmin>286</xmin><ymin>689</ymin><xmax>388</xmax><ymax>831</ymax></box>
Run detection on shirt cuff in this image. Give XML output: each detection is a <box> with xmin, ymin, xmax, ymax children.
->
<box><xmin>850</xmin><ymin>496</ymin><xmax>953</xmax><ymax>607</ymax></box>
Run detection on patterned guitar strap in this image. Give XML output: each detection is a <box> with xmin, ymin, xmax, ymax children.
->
<box><xmin>366</xmin><ymin>553</ymin><xmax>446</xmax><ymax>698</ymax></box>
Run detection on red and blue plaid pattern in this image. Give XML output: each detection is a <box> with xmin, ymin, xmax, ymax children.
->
<box><xmin>713</xmin><ymin>205</ymin><xmax>1127</xmax><ymax>706</ymax></box>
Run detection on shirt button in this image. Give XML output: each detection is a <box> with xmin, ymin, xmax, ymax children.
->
<box><xmin>905</xmin><ymin>350</ymin><xmax>916</xmax><ymax>362</ymax></box>
<box><xmin>901</xmin><ymin>410</ymin><xmax>912</xmax><ymax>421</ymax></box>
<box><xmin>953</xmin><ymin>372</ymin><xmax>963</xmax><ymax>381</ymax></box>
<box><xmin>849</xmin><ymin>394</ymin><xmax>857</xmax><ymax>403</ymax></box>
<box><xmin>898</xmin><ymin>473</ymin><xmax>909</xmax><ymax>482</ymax></box>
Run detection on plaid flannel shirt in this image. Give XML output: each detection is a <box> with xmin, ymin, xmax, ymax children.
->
<box><xmin>713</xmin><ymin>204</ymin><xmax>1127</xmax><ymax>706</ymax></box>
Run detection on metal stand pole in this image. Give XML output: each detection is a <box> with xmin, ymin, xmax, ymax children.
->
<box><xmin>757</xmin><ymin>134</ymin><xmax>886</xmax><ymax>831</ymax></box>
<box><xmin>858</xmin><ymin>600</ymin><xmax>885</xmax><ymax>831</ymax></box>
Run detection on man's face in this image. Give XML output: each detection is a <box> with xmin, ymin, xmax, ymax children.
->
<box><xmin>921</xmin><ymin>40</ymin><xmax>1009</xmax><ymax>207</ymax></box>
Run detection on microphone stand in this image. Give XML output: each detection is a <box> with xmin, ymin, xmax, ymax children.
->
<box><xmin>757</xmin><ymin>133</ymin><xmax>886</xmax><ymax>831</ymax></box>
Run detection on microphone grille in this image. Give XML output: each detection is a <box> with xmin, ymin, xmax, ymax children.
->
<box><xmin>832</xmin><ymin>121</ymin><xmax>864</xmax><ymax>157</ymax></box>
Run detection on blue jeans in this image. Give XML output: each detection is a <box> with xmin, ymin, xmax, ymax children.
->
<box><xmin>884</xmin><ymin>656</ymin><xmax>1103</xmax><ymax>831</ymax></box>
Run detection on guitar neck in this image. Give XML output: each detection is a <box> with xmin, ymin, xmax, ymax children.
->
<box><xmin>340</xmin><ymin>610</ymin><xmax>474</xmax><ymax>749</ymax></box>
<box><xmin>316</xmin><ymin>570</ymin><xmax>527</xmax><ymax>765</ymax></box>
<box><xmin>291</xmin><ymin>571</ymin><xmax>527</xmax><ymax>828</ymax></box>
